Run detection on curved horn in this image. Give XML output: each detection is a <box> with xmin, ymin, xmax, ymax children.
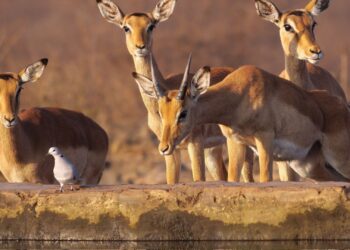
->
<box><xmin>150</xmin><ymin>55</ymin><xmax>164</xmax><ymax>98</ymax></box>
<box><xmin>177</xmin><ymin>53</ymin><xmax>192</xmax><ymax>100</ymax></box>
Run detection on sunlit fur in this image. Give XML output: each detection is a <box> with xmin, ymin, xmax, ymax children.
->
<box><xmin>279</xmin><ymin>10</ymin><xmax>321</xmax><ymax>64</ymax></box>
<box><xmin>98</xmin><ymin>0</ymin><xmax>232</xmax><ymax>183</ymax></box>
<box><xmin>157</xmin><ymin>64</ymin><xmax>350</xmax><ymax>183</ymax></box>
<box><xmin>158</xmin><ymin>91</ymin><xmax>195</xmax><ymax>155</ymax></box>
<box><xmin>256</xmin><ymin>0</ymin><xmax>347</xmax><ymax>181</ymax></box>
<box><xmin>0</xmin><ymin>60</ymin><xmax>108</xmax><ymax>184</ymax></box>
<box><xmin>0</xmin><ymin>74</ymin><xmax>19</xmax><ymax>128</ymax></box>
<box><xmin>123</xmin><ymin>14</ymin><xmax>155</xmax><ymax>57</ymax></box>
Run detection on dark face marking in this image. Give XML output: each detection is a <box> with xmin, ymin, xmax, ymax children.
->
<box><xmin>287</xmin><ymin>10</ymin><xmax>305</xmax><ymax>17</ymax></box>
<box><xmin>0</xmin><ymin>74</ymin><xmax>14</xmax><ymax>81</ymax></box>
<box><xmin>129</xmin><ymin>12</ymin><xmax>150</xmax><ymax>18</ymax></box>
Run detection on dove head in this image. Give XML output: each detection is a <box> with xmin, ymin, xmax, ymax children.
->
<box><xmin>48</xmin><ymin>147</ymin><xmax>62</xmax><ymax>156</ymax></box>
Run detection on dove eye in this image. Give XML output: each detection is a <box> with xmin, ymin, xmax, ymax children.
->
<box><xmin>60</xmin><ymin>155</ymin><xmax>63</xmax><ymax>158</ymax></box>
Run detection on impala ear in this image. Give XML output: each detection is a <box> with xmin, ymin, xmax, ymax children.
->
<box><xmin>152</xmin><ymin>0</ymin><xmax>176</xmax><ymax>23</ymax></box>
<box><xmin>132</xmin><ymin>72</ymin><xmax>158</xmax><ymax>99</ymax></box>
<box><xmin>305</xmin><ymin>0</ymin><xmax>329</xmax><ymax>16</ymax></box>
<box><xmin>97</xmin><ymin>0</ymin><xmax>124</xmax><ymax>27</ymax></box>
<box><xmin>190</xmin><ymin>66</ymin><xmax>210</xmax><ymax>101</ymax></box>
<box><xmin>19</xmin><ymin>58</ymin><xmax>48</xmax><ymax>84</ymax></box>
<box><xmin>255</xmin><ymin>0</ymin><xmax>281</xmax><ymax>25</ymax></box>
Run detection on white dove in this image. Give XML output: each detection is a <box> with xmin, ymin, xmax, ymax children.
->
<box><xmin>48</xmin><ymin>147</ymin><xmax>80</xmax><ymax>192</ymax></box>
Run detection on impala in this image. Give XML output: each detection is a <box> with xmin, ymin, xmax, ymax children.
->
<box><xmin>133</xmin><ymin>56</ymin><xmax>350</xmax><ymax>182</ymax></box>
<box><xmin>0</xmin><ymin>59</ymin><xmax>108</xmax><ymax>184</ymax></box>
<box><xmin>255</xmin><ymin>0</ymin><xmax>348</xmax><ymax>181</ymax></box>
<box><xmin>97</xmin><ymin>0</ymin><xmax>254</xmax><ymax>183</ymax></box>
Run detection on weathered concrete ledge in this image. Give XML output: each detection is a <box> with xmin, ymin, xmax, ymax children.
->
<box><xmin>1</xmin><ymin>182</ymin><xmax>350</xmax><ymax>240</ymax></box>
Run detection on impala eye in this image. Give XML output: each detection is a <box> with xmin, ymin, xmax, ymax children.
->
<box><xmin>178</xmin><ymin>110</ymin><xmax>188</xmax><ymax>123</ymax></box>
<box><xmin>148</xmin><ymin>24</ymin><xmax>155</xmax><ymax>32</ymax></box>
<box><xmin>284</xmin><ymin>24</ymin><xmax>293</xmax><ymax>32</ymax></box>
<box><xmin>123</xmin><ymin>26</ymin><xmax>130</xmax><ymax>33</ymax></box>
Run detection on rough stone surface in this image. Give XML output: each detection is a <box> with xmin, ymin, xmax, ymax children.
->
<box><xmin>0</xmin><ymin>182</ymin><xmax>350</xmax><ymax>240</ymax></box>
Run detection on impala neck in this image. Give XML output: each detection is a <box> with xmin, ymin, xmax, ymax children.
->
<box><xmin>0</xmin><ymin>121</ymin><xmax>29</xmax><ymax>164</ymax></box>
<box><xmin>133</xmin><ymin>54</ymin><xmax>165</xmax><ymax>87</ymax></box>
<box><xmin>195</xmin><ymin>85</ymin><xmax>237</xmax><ymax>127</ymax></box>
<box><xmin>133</xmin><ymin>54</ymin><xmax>165</xmax><ymax>114</ymax></box>
<box><xmin>284</xmin><ymin>55</ymin><xmax>313</xmax><ymax>89</ymax></box>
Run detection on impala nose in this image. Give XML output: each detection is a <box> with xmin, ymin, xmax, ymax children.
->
<box><xmin>5</xmin><ymin>117</ymin><xmax>15</xmax><ymax>123</ymax></box>
<box><xmin>136</xmin><ymin>44</ymin><xmax>146</xmax><ymax>49</ymax></box>
<box><xmin>310</xmin><ymin>48</ymin><xmax>322</xmax><ymax>55</ymax></box>
<box><xmin>159</xmin><ymin>144</ymin><xmax>170</xmax><ymax>155</ymax></box>
<box><xmin>3</xmin><ymin>116</ymin><xmax>16</xmax><ymax>128</ymax></box>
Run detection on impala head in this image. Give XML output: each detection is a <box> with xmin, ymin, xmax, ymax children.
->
<box><xmin>97</xmin><ymin>0</ymin><xmax>176</xmax><ymax>57</ymax></box>
<box><xmin>132</xmin><ymin>55</ymin><xmax>210</xmax><ymax>155</ymax></box>
<box><xmin>255</xmin><ymin>0</ymin><xmax>330</xmax><ymax>64</ymax></box>
<box><xmin>0</xmin><ymin>58</ymin><xmax>48</xmax><ymax>129</ymax></box>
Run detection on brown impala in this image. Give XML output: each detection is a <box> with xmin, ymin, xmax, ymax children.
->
<box><xmin>133</xmin><ymin>55</ymin><xmax>350</xmax><ymax>182</ymax></box>
<box><xmin>255</xmin><ymin>0</ymin><xmax>348</xmax><ymax>181</ymax></box>
<box><xmin>0</xmin><ymin>59</ymin><xmax>108</xmax><ymax>184</ymax></box>
<box><xmin>97</xmin><ymin>0</ymin><xmax>255</xmax><ymax>183</ymax></box>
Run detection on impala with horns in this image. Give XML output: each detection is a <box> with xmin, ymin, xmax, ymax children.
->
<box><xmin>134</xmin><ymin>55</ymin><xmax>350</xmax><ymax>182</ymax></box>
<box><xmin>255</xmin><ymin>0</ymin><xmax>348</xmax><ymax>181</ymax></box>
<box><xmin>97</xmin><ymin>0</ymin><xmax>254</xmax><ymax>183</ymax></box>
<box><xmin>0</xmin><ymin>59</ymin><xmax>108</xmax><ymax>184</ymax></box>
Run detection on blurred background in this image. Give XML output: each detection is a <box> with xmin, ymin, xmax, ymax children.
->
<box><xmin>0</xmin><ymin>0</ymin><xmax>348</xmax><ymax>184</ymax></box>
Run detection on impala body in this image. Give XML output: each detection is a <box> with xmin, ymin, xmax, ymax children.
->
<box><xmin>97</xmin><ymin>0</ymin><xmax>253</xmax><ymax>183</ymax></box>
<box><xmin>0</xmin><ymin>59</ymin><xmax>108</xmax><ymax>184</ymax></box>
<box><xmin>134</xmin><ymin>56</ymin><xmax>350</xmax><ymax>182</ymax></box>
<box><xmin>255</xmin><ymin>0</ymin><xmax>348</xmax><ymax>181</ymax></box>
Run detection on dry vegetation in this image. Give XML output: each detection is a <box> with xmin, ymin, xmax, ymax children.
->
<box><xmin>0</xmin><ymin>0</ymin><xmax>348</xmax><ymax>184</ymax></box>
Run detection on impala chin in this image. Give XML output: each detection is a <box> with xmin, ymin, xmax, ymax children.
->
<box><xmin>307</xmin><ymin>58</ymin><xmax>321</xmax><ymax>65</ymax></box>
<box><xmin>305</xmin><ymin>53</ymin><xmax>323</xmax><ymax>65</ymax></box>
<box><xmin>134</xmin><ymin>49</ymin><xmax>149</xmax><ymax>57</ymax></box>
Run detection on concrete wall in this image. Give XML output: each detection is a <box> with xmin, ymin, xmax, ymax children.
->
<box><xmin>0</xmin><ymin>182</ymin><xmax>350</xmax><ymax>240</ymax></box>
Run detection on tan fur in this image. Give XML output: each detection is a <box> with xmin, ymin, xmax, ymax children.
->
<box><xmin>97</xmin><ymin>0</ymin><xmax>234</xmax><ymax>183</ymax></box>
<box><xmin>256</xmin><ymin>0</ymin><xmax>347</xmax><ymax>181</ymax></box>
<box><xmin>154</xmin><ymin>64</ymin><xmax>350</xmax><ymax>182</ymax></box>
<box><xmin>0</xmin><ymin>68</ymin><xmax>108</xmax><ymax>184</ymax></box>
<box><xmin>278</xmin><ymin>10</ymin><xmax>345</xmax><ymax>99</ymax></box>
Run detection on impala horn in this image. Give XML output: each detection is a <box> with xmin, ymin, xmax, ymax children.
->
<box><xmin>150</xmin><ymin>55</ymin><xmax>165</xmax><ymax>98</ymax></box>
<box><xmin>176</xmin><ymin>53</ymin><xmax>192</xmax><ymax>100</ymax></box>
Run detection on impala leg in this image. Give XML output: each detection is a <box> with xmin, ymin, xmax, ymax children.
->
<box><xmin>227</xmin><ymin>136</ymin><xmax>246</xmax><ymax>182</ymax></box>
<box><xmin>187</xmin><ymin>137</ymin><xmax>206</xmax><ymax>182</ymax></box>
<box><xmin>321</xmin><ymin>132</ymin><xmax>350</xmax><ymax>180</ymax></box>
<box><xmin>204</xmin><ymin>146</ymin><xmax>227</xmax><ymax>181</ymax></box>
<box><xmin>277</xmin><ymin>162</ymin><xmax>299</xmax><ymax>181</ymax></box>
<box><xmin>0</xmin><ymin>172</ymin><xmax>6</xmax><ymax>182</ymax></box>
<box><xmin>241</xmin><ymin>148</ymin><xmax>254</xmax><ymax>183</ymax></box>
<box><xmin>255</xmin><ymin>133</ymin><xmax>274</xmax><ymax>182</ymax></box>
<box><xmin>219</xmin><ymin>125</ymin><xmax>245</xmax><ymax>182</ymax></box>
<box><xmin>290</xmin><ymin>142</ymin><xmax>347</xmax><ymax>181</ymax></box>
<box><xmin>164</xmin><ymin>149</ymin><xmax>181</xmax><ymax>184</ymax></box>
